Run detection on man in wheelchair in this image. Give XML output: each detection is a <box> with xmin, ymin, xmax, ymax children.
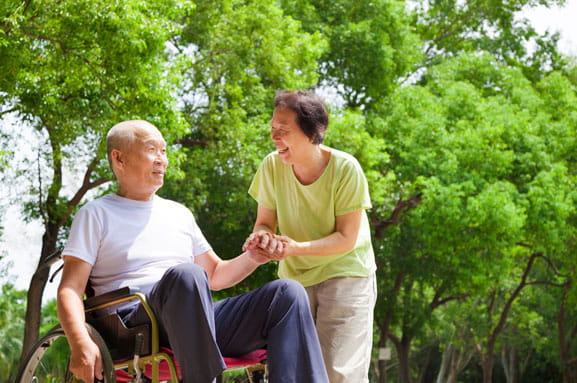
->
<box><xmin>57</xmin><ymin>120</ymin><xmax>328</xmax><ymax>383</ymax></box>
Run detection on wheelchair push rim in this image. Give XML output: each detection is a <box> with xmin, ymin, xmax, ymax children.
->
<box><xmin>16</xmin><ymin>324</ymin><xmax>116</xmax><ymax>383</ymax></box>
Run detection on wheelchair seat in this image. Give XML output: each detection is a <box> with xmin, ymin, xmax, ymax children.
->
<box><xmin>113</xmin><ymin>347</ymin><xmax>268</xmax><ymax>382</ymax></box>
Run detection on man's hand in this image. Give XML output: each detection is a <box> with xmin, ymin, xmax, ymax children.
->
<box><xmin>243</xmin><ymin>231</ymin><xmax>287</xmax><ymax>260</ymax></box>
<box><xmin>69</xmin><ymin>338</ymin><xmax>103</xmax><ymax>383</ymax></box>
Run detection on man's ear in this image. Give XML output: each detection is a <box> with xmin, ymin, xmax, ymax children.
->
<box><xmin>110</xmin><ymin>149</ymin><xmax>123</xmax><ymax>170</ymax></box>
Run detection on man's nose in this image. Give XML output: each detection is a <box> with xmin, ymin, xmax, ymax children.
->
<box><xmin>155</xmin><ymin>152</ymin><xmax>168</xmax><ymax>165</ymax></box>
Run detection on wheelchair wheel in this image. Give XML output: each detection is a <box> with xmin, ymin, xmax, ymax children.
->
<box><xmin>16</xmin><ymin>323</ymin><xmax>116</xmax><ymax>383</ymax></box>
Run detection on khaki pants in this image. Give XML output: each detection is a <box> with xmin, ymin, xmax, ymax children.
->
<box><xmin>306</xmin><ymin>274</ymin><xmax>377</xmax><ymax>383</ymax></box>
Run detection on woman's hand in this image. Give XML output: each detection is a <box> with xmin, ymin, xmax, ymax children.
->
<box><xmin>243</xmin><ymin>231</ymin><xmax>287</xmax><ymax>260</ymax></box>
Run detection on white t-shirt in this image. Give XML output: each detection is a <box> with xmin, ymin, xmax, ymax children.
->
<box><xmin>63</xmin><ymin>193</ymin><xmax>212</xmax><ymax>297</ymax></box>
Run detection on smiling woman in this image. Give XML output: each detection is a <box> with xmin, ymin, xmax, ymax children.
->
<box><xmin>247</xmin><ymin>90</ymin><xmax>377</xmax><ymax>383</ymax></box>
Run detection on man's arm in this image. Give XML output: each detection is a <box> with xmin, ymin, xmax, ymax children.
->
<box><xmin>194</xmin><ymin>248</ymin><xmax>272</xmax><ymax>291</ymax></box>
<box><xmin>57</xmin><ymin>256</ymin><xmax>103</xmax><ymax>383</ymax></box>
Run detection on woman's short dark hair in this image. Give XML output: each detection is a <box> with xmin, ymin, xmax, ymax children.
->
<box><xmin>274</xmin><ymin>90</ymin><xmax>328</xmax><ymax>145</ymax></box>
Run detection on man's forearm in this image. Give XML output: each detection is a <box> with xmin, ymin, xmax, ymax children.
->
<box><xmin>57</xmin><ymin>288</ymin><xmax>91</xmax><ymax>349</ymax></box>
<box><xmin>209</xmin><ymin>252</ymin><xmax>262</xmax><ymax>291</ymax></box>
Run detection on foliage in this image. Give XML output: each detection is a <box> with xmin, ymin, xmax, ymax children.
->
<box><xmin>0</xmin><ymin>284</ymin><xmax>26</xmax><ymax>382</ymax></box>
<box><xmin>411</xmin><ymin>0</ymin><xmax>570</xmax><ymax>82</ymax></box>
<box><xmin>280</xmin><ymin>0</ymin><xmax>422</xmax><ymax>108</ymax></box>
<box><xmin>371</xmin><ymin>51</ymin><xmax>577</xmax><ymax>381</ymax></box>
<box><xmin>1</xmin><ymin>0</ymin><xmax>577</xmax><ymax>381</ymax></box>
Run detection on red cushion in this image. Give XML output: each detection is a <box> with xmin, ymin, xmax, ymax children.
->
<box><xmin>115</xmin><ymin>347</ymin><xmax>267</xmax><ymax>381</ymax></box>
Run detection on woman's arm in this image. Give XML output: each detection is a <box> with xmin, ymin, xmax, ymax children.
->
<box><xmin>281</xmin><ymin>209</ymin><xmax>362</xmax><ymax>257</ymax></box>
<box><xmin>252</xmin><ymin>204</ymin><xmax>277</xmax><ymax>234</ymax></box>
<box><xmin>248</xmin><ymin>204</ymin><xmax>363</xmax><ymax>258</ymax></box>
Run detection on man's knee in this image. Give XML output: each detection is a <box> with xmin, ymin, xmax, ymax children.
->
<box><xmin>268</xmin><ymin>278</ymin><xmax>309</xmax><ymax>305</ymax></box>
<box><xmin>159</xmin><ymin>263</ymin><xmax>209</xmax><ymax>291</ymax></box>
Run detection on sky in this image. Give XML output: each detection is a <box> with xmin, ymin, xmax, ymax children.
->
<box><xmin>522</xmin><ymin>0</ymin><xmax>577</xmax><ymax>57</ymax></box>
<box><xmin>1</xmin><ymin>1</ymin><xmax>576</xmax><ymax>303</ymax></box>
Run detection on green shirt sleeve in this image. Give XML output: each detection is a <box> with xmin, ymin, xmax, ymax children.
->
<box><xmin>334</xmin><ymin>153</ymin><xmax>372</xmax><ymax>216</ymax></box>
<box><xmin>248</xmin><ymin>153</ymin><xmax>277</xmax><ymax>210</ymax></box>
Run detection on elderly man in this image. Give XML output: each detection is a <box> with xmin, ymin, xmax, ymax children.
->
<box><xmin>57</xmin><ymin>120</ymin><xmax>328</xmax><ymax>383</ymax></box>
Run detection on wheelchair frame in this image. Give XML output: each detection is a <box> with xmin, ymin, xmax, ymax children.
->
<box><xmin>16</xmin><ymin>250</ymin><xmax>267</xmax><ymax>383</ymax></box>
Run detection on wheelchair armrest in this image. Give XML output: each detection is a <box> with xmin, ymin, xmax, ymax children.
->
<box><xmin>84</xmin><ymin>286</ymin><xmax>141</xmax><ymax>311</ymax></box>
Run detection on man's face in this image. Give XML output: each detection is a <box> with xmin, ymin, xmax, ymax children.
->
<box><xmin>119</xmin><ymin>125</ymin><xmax>168</xmax><ymax>197</ymax></box>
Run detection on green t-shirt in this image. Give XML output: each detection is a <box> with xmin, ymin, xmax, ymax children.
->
<box><xmin>248</xmin><ymin>147</ymin><xmax>376</xmax><ymax>287</ymax></box>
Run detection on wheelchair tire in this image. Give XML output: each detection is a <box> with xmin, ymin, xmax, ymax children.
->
<box><xmin>16</xmin><ymin>323</ymin><xmax>117</xmax><ymax>383</ymax></box>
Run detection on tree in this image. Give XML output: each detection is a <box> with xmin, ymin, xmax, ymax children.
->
<box><xmin>411</xmin><ymin>0</ymin><xmax>569</xmax><ymax>81</ymax></box>
<box><xmin>0</xmin><ymin>0</ymin><xmax>189</xmax><ymax>361</ymax></box>
<box><xmin>280</xmin><ymin>0</ymin><xmax>422</xmax><ymax>109</ymax></box>
<box><xmin>369</xmin><ymin>52</ymin><xmax>577</xmax><ymax>382</ymax></box>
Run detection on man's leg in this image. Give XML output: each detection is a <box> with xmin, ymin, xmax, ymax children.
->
<box><xmin>215</xmin><ymin>279</ymin><xmax>328</xmax><ymax>383</ymax></box>
<box><xmin>306</xmin><ymin>274</ymin><xmax>377</xmax><ymax>383</ymax></box>
<box><xmin>124</xmin><ymin>263</ymin><xmax>226</xmax><ymax>383</ymax></box>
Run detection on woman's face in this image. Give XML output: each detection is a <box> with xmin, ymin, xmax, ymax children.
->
<box><xmin>270</xmin><ymin>107</ymin><xmax>314</xmax><ymax>164</ymax></box>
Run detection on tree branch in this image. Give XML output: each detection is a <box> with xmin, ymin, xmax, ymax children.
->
<box><xmin>534</xmin><ymin>253</ymin><xmax>568</xmax><ymax>278</ymax></box>
<box><xmin>388</xmin><ymin>332</ymin><xmax>401</xmax><ymax>347</ymax></box>
<box><xmin>59</xmin><ymin>155</ymin><xmax>110</xmax><ymax>227</ymax></box>
<box><xmin>36</xmin><ymin>147</ymin><xmax>47</xmax><ymax>225</ymax></box>
<box><xmin>525</xmin><ymin>280</ymin><xmax>566</xmax><ymax>288</ymax></box>
<box><xmin>431</xmin><ymin>293</ymin><xmax>470</xmax><ymax>310</ymax></box>
<box><xmin>177</xmin><ymin>136</ymin><xmax>208</xmax><ymax>148</ymax></box>
<box><xmin>487</xmin><ymin>252</ymin><xmax>540</xmax><ymax>349</ymax></box>
<box><xmin>0</xmin><ymin>107</ymin><xmax>18</xmax><ymax>118</ymax></box>
<box><xmin>372</xmin><ymin>193</ymin><xmax>423</xmax><ymax>240</ymax></box>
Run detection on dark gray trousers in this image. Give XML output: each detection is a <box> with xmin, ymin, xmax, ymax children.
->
<box><xmin>124</xmin><ymin>263</ymin><xmax>328</xmax><ymax>383</ymax></box>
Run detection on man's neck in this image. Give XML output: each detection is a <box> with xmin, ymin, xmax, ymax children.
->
<box><xmin>115</xmin><ymin>188</ymin><xmax>157</xmax><ymax>201</ymax></box>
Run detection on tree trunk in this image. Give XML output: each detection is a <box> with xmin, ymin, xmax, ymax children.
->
<box><xmin>558</xmin><ymin>281</ymin><xmax>577</xmax><ymax>383</ymax></box>
<box><xmin>378</xmin><ymin>359</ymin><xmax>388</xmax><ymax>383</ymax></box>
<box><xmin>501</xmin><ymin>344</ymin><xmax>520</xmax><ymax>383</ymax></box>
<box><xmin>378</xmin><ymin>336</ymin><xmax>389</xmax><ymax>383</ymax></box>
<box><xmin>19</xmin><ymin>231</ymin><xmax>59</xmax><ymax>365</ymax></box>
<box><xmin>436</xmin><ymin>343</ymin><xmax>473</xmax><ymax>383</ymax></box>
<box><xmin>17</xmin><ymin>153</ymin><xmax>107</xmax><ymax>365</ymax></box>
<box><xmin>397</xmin><ymin>337</ymin><xmax>412</xmax><ymax>383</ymax></box>
<box><xmin>480</xmin><ymin>351</ymin><xmax>494</xmax><ymax>383</ymax></box>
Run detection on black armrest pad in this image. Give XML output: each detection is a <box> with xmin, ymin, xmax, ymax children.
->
<box><xmin>84</xmin><ymin>286</ymin><xmax>141</xmax><ymax>310</ymax></box>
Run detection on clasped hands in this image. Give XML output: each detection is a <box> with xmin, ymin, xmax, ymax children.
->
<box><xmin>243</xmin><ymin>231</ymin><xmax>295</xmax><ymax>262</ymax></box>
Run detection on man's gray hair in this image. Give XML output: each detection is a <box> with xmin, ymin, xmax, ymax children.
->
<box><xmin>106</xmin><ymin>120</ymin><xmax>156</xmax><ymax>169</ymax></box>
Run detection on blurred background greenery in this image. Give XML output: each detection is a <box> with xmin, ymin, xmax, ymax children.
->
<box><xmin>1</xmin><ymin>0</ymin><xmax>577</xmax><ymax>381</ymax></box>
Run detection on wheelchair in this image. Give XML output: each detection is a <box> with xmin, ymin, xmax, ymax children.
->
<box><xmin>16</xmin><ymin>250</ymin><xmax>268</xmax><ymax>383</ymax></box>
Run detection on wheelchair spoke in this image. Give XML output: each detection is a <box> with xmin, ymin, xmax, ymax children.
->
<box><xmin>17</xmin><ymin>329</ymin><xmax>71</xmax><ymax>383</ymax></box>
<box><xmin>16</xmin><ymin>325</ymin><xmax>116</xmax><ymax>383</ymax></box>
